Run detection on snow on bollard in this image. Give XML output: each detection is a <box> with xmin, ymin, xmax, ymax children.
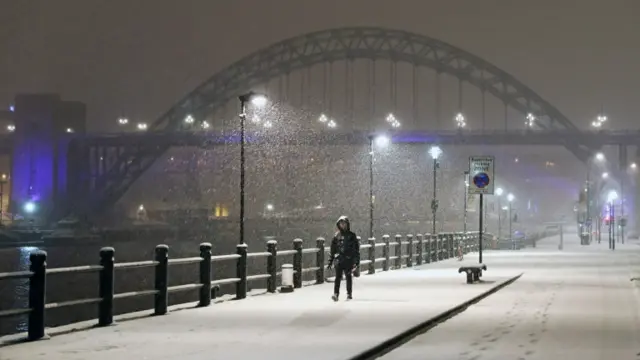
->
<box><xmin>281</xmin><ymin>264</ymin><xmax>294</xmax><ymax>293</ymax></box>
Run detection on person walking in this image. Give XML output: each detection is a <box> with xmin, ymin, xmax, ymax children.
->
<box><xmin>327</xmin><ymin>216</ymin><xmax>360</xmax><ymax>301</ymax></box>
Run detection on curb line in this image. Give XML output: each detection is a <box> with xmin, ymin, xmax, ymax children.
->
<box><xmin>346</xmin><ymin>272</ymin><xmax>524</xmax><ymax>360</ymax></box>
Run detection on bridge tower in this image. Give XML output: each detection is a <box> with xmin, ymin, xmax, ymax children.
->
<box><xmin>9</xmin><ymin>94</ymin><xmax>86</xmax><ymax>225</ymax></box>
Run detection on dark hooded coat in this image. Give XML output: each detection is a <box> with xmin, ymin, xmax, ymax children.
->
<box><xmin>328</xmin><ymin>216</ymin><xmax>360</xmax><ymax>267</ymax></box>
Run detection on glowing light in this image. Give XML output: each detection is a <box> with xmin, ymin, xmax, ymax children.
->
<box><xmin>184</xmin><ymin>115</ymin><xmax>195</xmax><ymax>124</ymax></box>
<box><xmin>631</xmin><ymin>163</ymin><xmax>637</xmax><ymax>170</ymax></box>
<box><xmin>263</xmin><ymin>121</ymin><xmax>272</xmax><ymax>128</ymax></box>
<box><xmin>318</xmin><ymin>114</ymin><xmax>328</xmax><ymax>123</ymax></box>
<box><xmin>266</xmin><ymin>204</ymin><xmax>274</xmax><ymax>211</ymax></box>
<box><xmin>251</xmin><ymin>95</ymin><xmax>268</xmax><ymax>107</ymax></box>
<box><xmin>495</xmin><ymin>187</ymin><xmax>504</xmax><ymax>196</ymax></box>
<box><xmin>602</xmin><ymin>172</ymin><xmax>608</xmax><ymax>179</ymax></box>
<box><xmin>201</xmin><ymin>121</ymin><xmax>210</xmax><ymax>129</ymax></box>
<box><xmin>138</xmin><ymin>204</ymin><xmax>145</xmax><ymax>211</ymax></box>
<box><xmin>607</xmin><ymin>190</ymin><xmax>618</xmax><ymax>203</ymax></box>
<box><xmin>251</xmin><ymin>115</ymin><xmax>261</xmax><ymax>123</ymax></box>
<box><xmin>118</xmin><ymin>117</ymin><xmax>129</xmax><ymax>125</ymax></box>
<box><xmin>66</xmin><ymin>128</ymin><xmax>74</xmax><ymax>133</ymax></box>
<box><xmin>137</xmin><ymin>123</ymin><xmax>148</xmax><ymax>131</ymax></box>
<box><xmin>23</xmin><ymin>201</ymin><xmax>36</xmax><ymax>214</ymax></box>
<box><xmin>374</xmin><ymin>135</ymin><xmax>390</xmax><ymax>148</ymax></box>
<box><xmin>428</xmin><ymin>145</ymin><xmax>442</xmax><ymax>160</ymax></box>
<box><xmin>597</xmin><ymin>114</ymin><xmax>607</xmax><ymax>123</ymax></box>
<box><xmin>327</xmin><ymin>120</ymin><xmax>336</xmax><ymax>128</ymax></box>
<box><xmin>9</xmin><ymin>105</ymin><xmax>14</xmax><ymax>112</ymax></box>
<box><xmin>591</xmin><ymin>121</ymin><xmax>602</xmax><ymax>128</ymax></box>
<box><xmin>507</xmin><ymin>193</ymin><xmax>515</xmax><ymax>202</ymax></box>
<box><xmin>386</xmin><ymin>113</ymin><xmax>401</xmax><ymax>128</ymax></box>
<box><xmin>525</xmin><ymin>113</ymin><xmax>536</xmax><ymax>127</ymax></box>
<box><xmin>7</xmin><ymin>124</ymin><xmax>15</xmax><ymax>132</ymax></box>
<box><xmin>595</xmin><ymin>152</ymin><xmax>605</xmax><ymax>161</ymax></box>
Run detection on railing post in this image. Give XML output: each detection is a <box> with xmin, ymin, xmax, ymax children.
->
<box><xmin>316</xmin><ymin>237</ymin><xmax>325</xmax><ymax>284</ymax></box>
<box><xmin>27</xmin><ymin>250</ymin><xmax>47</xmax><ymax>341</ymax></box>
<box><xmin>448</xmin><ymin>233</ymin><xmax>454</xmax><ymax>259</ymax></box>
<box><xmin>395</xmin><ymin>234</ymin><xmax>402</xmax><ymax>269</ymax></box>
<box><xmin>293</xmin><ymin>238</ymin><xmax>303</xmax><ymax>289</ymax></box>
<box><xmin>236</xmin><ymin>243</ymin><xmax>248</xmax><ymax>299</ymax></box>
<box><xmin>267</xmin><ymin>240</ymin><xmax>278</xmax><ymax>292</ymax></box>
<box><xmin>198</xmin><ymin>242</ymin><xmax>212</xmax><ymax>307</ymax></box>
<box><xmin>433</xmin><ymin>234</ymin><xmax>439</xmax><ymax>262</ymax></box>
<box><xmin>425</xmin><ymin>233</ymin><xmax>431</xmax><ymax>264</ymax></box>
<box><xmin>368</xmin><ymin>237</ymin><xmax>376</xmax><ymax>274</ymax></box>
<box><xmin>98</xmin><ymin>247</ymin><xmax>115</xmax><ymax>326</ymax></box>
<box><xmin>383</xmin><ymin>235</ymin><xmax>390</xmax><ymax>271</ymax></box>
<box><xmin>407</xmin><ymin>234</ymin><xmax>414</xmax><ymax>267</ymax></box>
<box><xmin>416</xmin><ymin>234</ymin><xmax>423</xmax><ymax>265</ymax></box>
<box><xmin>154</xmin><ymin>245</ymin><xmax>169</xmax><ymax>316</ymax></box>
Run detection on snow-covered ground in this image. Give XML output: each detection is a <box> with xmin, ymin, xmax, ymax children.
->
<box><xmin>0</xmin><ymin>250</ymin><xmax>518</xmax><ymax>360</ymax></box>
<box><xmin>382</xmin><ymin>235</ymin><xmax>640</xmax><ymax>360</ymax></box>
<box><xmin>2</xmin><ymin>234</ymin><xmax>638</xmax><ymax>360</ymax></box>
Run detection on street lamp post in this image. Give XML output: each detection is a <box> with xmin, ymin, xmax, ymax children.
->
<box><xmin>238</xmin><ymin>92</ymin><xmax>267</xmax><ymax>245</ymax></box>
<box><xmin>463</xmin><ymin>171</ymin><xmax>469</xmax><ymax>233</ymax></box>
<box><xmin>0</xmin><ymin>173</ymin><xmax>6</xmax><ymax>226</ymax></box>
<box><xmin>429</xmin><ymin>146</ymin><xmax>442</xmax><ymax>234</ymax></box>
<box><xmin>607</xmin><ymin>190</ymin><xmax>618</xmax><ymax>250</ymax></box>
<box><xmin>495</xmin><ymin>187</ymin><xmax>504</xmax><ymax>240</ymax></box>
<box><xmin>507</xmin><ymin>193</ymin><xmax>514</xmax><ymax>249</ymax></box>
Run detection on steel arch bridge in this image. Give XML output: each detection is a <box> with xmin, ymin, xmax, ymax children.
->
<box><xmin>79</xmin><ymin>26</ymin><xmax>591</xmax><ymax>216</ymax></box>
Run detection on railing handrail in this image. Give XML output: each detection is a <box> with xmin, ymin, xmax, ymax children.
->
<box><xmin>0</xmin><ymin>229</ymin><xmax>550</xmax><ymax>342</ymax></box>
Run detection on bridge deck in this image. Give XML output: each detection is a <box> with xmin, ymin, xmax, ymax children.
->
<box><xmin>2</xmin><ymin>235</ymin><xmax>639</xmax><ymax>359</ymax></box>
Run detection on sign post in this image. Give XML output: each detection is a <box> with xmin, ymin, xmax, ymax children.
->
<box><xmin>468</xmin><ymin>156</ymin><xmax>495</xmax><ymax>264</ymax></box>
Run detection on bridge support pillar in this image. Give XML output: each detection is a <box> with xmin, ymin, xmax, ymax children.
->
<box><xmin>9</xmin><ymin>94</ymin><xmax>86</xmax><ymax>224</ymax></box>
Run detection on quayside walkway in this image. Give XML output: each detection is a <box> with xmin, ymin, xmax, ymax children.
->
<box><xmin>2</xmin><ymin>234</ymin><xmax>639</xmax><ymax>360</ymax></box>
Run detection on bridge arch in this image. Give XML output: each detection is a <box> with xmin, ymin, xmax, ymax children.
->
<box><xmin>152</xmin><ymin>26</ymin><xmax>578</xmax><ymax>133</ymax></box>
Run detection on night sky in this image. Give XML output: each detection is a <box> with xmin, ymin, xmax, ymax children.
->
<box><xmin>1</xmin><ymin>0</ymin><xmax>639</xmax><ymax>132</ymax></box>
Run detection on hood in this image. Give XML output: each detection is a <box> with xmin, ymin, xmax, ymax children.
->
<box><xmin>336</xmin><ymin>215</ymin><xmax>350</xmax><ymax>231</ymax></box>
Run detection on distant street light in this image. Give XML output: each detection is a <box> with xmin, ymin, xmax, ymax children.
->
<box><xmin>386</xmin><ymin>113</ymin><xmax>401</xmax><ymax>128</ymax></box>
<box><xmin>265</xmin><ymin>204</ymin><xmax>274</xmax><ymax>211</ymax></box>
<box><xmin>507</xmin><ymin>193</ymin><xmax>514</xmax><ymax>244</ymax></box>
<box><xmin>595</xmin><ymin>152</ymin><xmax>605</xmax><ymax>161</ymax></box>
<box><xmin>630</xmin><ymin>163</ymin><xmax>637</xmax><ymax>170</ymax></box>
<box><xmin>136</xmin><ymin>123</ymin><xmax>148</xmax><ymax>131</ymax></box>
<box><xmin>6</xmin><ymin>124</ymin><xmax>15</xmax><ymax>132</ymax></box>
<box><xmin>201</xmin><ymin>121</ymin><xmax>210</xmax><ymax>129</ymax></box>
<box><xmin>495</xmin><ymin>187</ymin><xmax>504</xmax><ymax>240</ymax></box>
<box><xmin>602</xmin><ymin>172</ymin><xmax>609</xmax><ymax>179</ymax></box>
<box><xmin>66</xmin><ymin>128</ymin><xmax>74</xmax><ymax>133</ymax></box>
<box><xmin>454</xmin><ymin>112</ymin><xmax>466</xmax><ymax>128</ymax></box>
<box><xmin>327</xmin><ymin>120</ymin><xmax>336</xmax><ymax>128</ymax></box>
<box><xmin>0</xmin><ymin>173</ymin><xmax>7</xmax><ymax>226</ymax></box>
<box><xmin>238</xmin><ymin>91</ymin><xmax>268</xmax><ymax>245</ymax></box>
<box><xmin>525</xmin><ymin>113</ymin><xmax>536</xmax><ymax>128</ymax></box>
<box><xmin>118</xmin><ymin>117</ymin><xmax>129</xmax><ymax>126</ymax></box>
<box><xmin>429</xmin><ymin>145</ymin><xmax>443</xmax><ymax>234</ymax></box>
<box><xmin>184</xmin><ymin>114</ymin><xmax>195</xmax><ymax>125</ymax></box>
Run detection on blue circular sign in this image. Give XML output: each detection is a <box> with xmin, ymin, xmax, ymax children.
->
<box><xmin>473</xmin><ymin>173</ymin><xmax>490</xmax><ymax>188</ymax></box>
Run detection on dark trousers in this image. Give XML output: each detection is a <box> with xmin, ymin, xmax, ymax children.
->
<box><xmin>334</xmin><ymin>262</ymin><xmax>353</xmax><ymax>296</ymax></box>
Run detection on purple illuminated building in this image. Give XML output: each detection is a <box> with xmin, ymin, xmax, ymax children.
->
<box><xmin>9</xmin><ymin>94</ymin><xmax>86</xmax><ymax>224</ymax></box>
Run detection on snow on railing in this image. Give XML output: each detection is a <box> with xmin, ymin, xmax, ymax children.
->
<box><xmin>0</xmin><ymin>231</ymin><xmax>485</xmax><ymax>341</ymax></box>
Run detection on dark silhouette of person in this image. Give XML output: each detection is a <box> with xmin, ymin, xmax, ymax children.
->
<box><xmin>327</xmin><ymin>215</ymin><xmax>360</xmax><ymax>301</ymax></box>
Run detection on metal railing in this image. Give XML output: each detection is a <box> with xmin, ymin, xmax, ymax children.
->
<box><xmin>0</xmin><ymin>231</ymin><xmax>483</xmax><ymax>341</ymax></box>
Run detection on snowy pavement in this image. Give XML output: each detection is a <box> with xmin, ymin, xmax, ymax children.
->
<box><xmin>381</xmin><ymin>235</ymin><xmax>640</xmax><ymax>360</ymax></box>
<box><xmin>0</xmin><ymin>250</ymin><xmax>518</xmax><ymax>360</ymax></box>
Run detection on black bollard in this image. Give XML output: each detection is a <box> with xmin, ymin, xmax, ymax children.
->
<box><xmin>198</xmin><ymin>243</ymin><xmax>212</xmax><ymax>307</ymax></box>
<box><xmin>236</xmin><ymin>243</ymin><xmax>248</xmax><ymax>299</ymax></box>
<box><xmin>395</xmin><ymin>234</ymin><xmax>402</xmax><ymax>269</ymax></box>
<box><xmin>368</xmin><ymin>238</ymin><xmax>376</xmax><ymax>274</ymax></box>
<box><xmin>407</xmin><ymin>234</ymin><xmax>414</xmax><ymax>267</ymax></box>
<box><xmin>267</xmin><ymin>240</ymin><xmax>278</xmax><ymax>291</ymax></box>
<box><xmin>98</xmin><ymin>247</ymin><xmax>115</xmax><ymax>326</ymax></box>
<box><xmin>154</xmin><ymin>245</ymin><xmax>169</xmax><ymax>315</ymax></box>
<box><xmin>28</xmin><ymin>250</ymin><xmax>47</xmax><ymax>341</ymax></box>
<box><xmin>416</xmin><ymin>234</ymin><xmax>423</xmax><ymax>265</ymax></box>
<box><xmin>383</xmin><ymin>235</ymin><xmax>390</xmax><ymax>271</ymax></box>
<box><xmin>293</xmin><ymin>239</ymin><xmax>303</xmax><ymax>288</ymax></box>
<box><xmin>315</xmin><ymin>238</ymin><xmax>324</xmax><ymax>284</ymax></box>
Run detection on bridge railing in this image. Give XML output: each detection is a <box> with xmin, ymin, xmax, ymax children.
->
<box><xmin>0</xmin><ymin>231</ymin><xmax>486</xmax><ymax>341</ymax></box>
